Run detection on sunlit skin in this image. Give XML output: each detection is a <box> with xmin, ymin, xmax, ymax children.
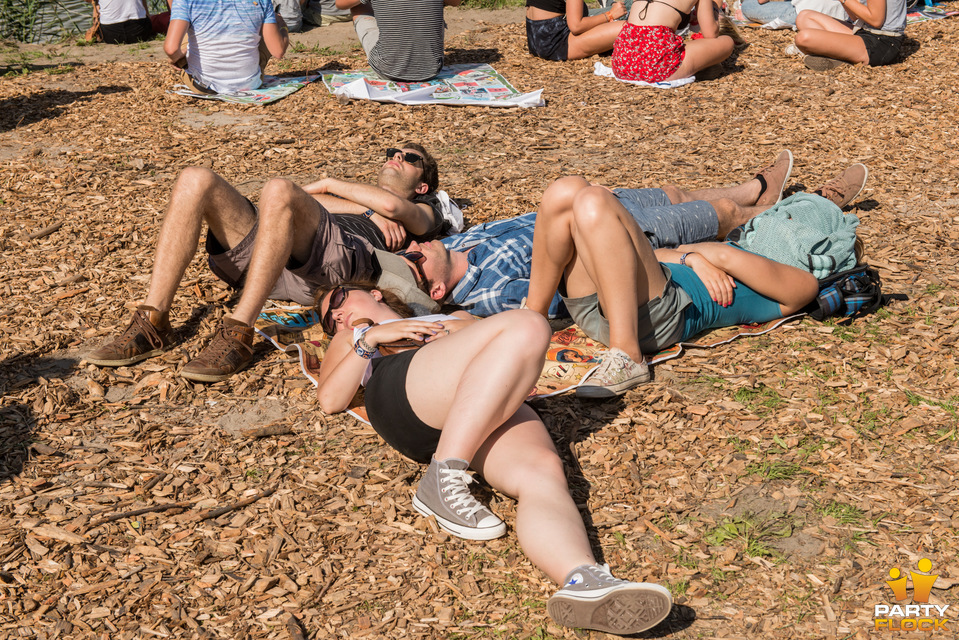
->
<box><xmin>314</xmin><ymin>289</ymin><xmax>605</xmax><ymax>585</ymax></box>
<box><xmin>527</xmin><ymin>0</ymin><xmax>628</xmax><ymax>59</ymax></box>
<box><xmin>794</xmin><ymin>0</ymin><xmax>895</xmax><ymax>64</ymax></box>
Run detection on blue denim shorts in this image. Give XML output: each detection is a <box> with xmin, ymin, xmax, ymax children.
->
<box><xmin>613</xmin><ymin>188</ymin><xmax>719</xmax><ymax>248</ymax></box>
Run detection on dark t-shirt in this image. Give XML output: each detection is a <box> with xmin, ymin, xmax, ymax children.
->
<box><xmin>331</xmin><ymin>192</ymin><xmax>451</xmax><ymax>251</ymax></box>
<box><xmin>526</xmin><ymin>0</ymin><xmax>588</xmax><ymax>14</ymax></box>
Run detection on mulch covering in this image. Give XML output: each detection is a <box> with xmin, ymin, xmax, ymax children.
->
<box><xmin>1</xmin><ymin>9</ymin><xmax>959</xmax><ymax>639</ymax></box>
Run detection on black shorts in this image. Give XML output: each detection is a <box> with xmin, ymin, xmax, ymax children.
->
<box><xmin>364</xmin><ymin>350</ymin><xmax>441</xmax><ymax>464</ymax></box>
<box><xmin>855</xmin><ymin>29</ymin><xmax>903</xmax><ymax>66</ymax></box>
<box><xmin>99</xmin><ymin>18</ymin><xmax>154</xmax><ymax>45</ymax></box>
<box><xmin>526</xmin><ymin>16</ymin><xmax>570</xmax><ymax>61</ymax></box>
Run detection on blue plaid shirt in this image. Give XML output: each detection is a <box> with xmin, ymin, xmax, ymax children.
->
<box><xmin>441</xmin><ymin>213</ymin><xmax>567</xmax><ymax>318</ymax></box>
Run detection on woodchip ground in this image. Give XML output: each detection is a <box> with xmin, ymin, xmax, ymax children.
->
<box><xmin>0</xmin><ymin>6</ymin><xmax>958</xmax><ymax>639</ymax></box>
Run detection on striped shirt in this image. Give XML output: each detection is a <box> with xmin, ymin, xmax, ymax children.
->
<box><xmin>366</xmin><ymin>0</ymin><xmax>447</xmax><ymax>82</ymax></box>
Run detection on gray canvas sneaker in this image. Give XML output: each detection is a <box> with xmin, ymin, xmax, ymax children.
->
<box><xmin>547</xmin><ymin>564</ymin><xmax>673</xmax><ymax>635</ymax></box>
<box><xmin>576</xmin><ymin>348</ymin><xmax>650</xmax><ymax>399</ymax></box>
<box><xmin>412</xmin><ymin>457</ymin><xmax>506</xmax><ymax>541</ymax></box>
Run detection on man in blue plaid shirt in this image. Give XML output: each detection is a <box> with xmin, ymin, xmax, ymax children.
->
<box><xmin>404</xmin><ymin>150</ymin><xmax>801</xmax><ymax>318</ymax></box>
<box><xmin>399</xmin><ymin>151</ymin><xmax>868</xmax><ymax>318</ymax></box>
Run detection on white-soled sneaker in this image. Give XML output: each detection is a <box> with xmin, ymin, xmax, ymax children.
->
<box><xmin>412</xmin><ymin>457</ymin><xmax>506</xmax><ymax>541</ymax></box>
<box><xmin>547</xmin><ymin>564</ymin><xmax>673</xmax><ymax>635</ymax></box>
<box><xmin>576</xmin><ymin>348</ymin><xmax>650</xmax><ymax>398</ymax></box>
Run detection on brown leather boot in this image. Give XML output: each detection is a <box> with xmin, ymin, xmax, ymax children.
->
<box><xmin>86</xmin><ymin>305</ymin><xmax>175</xmax><ymax>367</ymax></box>
<box><xmin>180</xmin><ymin>318</ymin><xmax>254</xmax><ymax>383</ymax></box>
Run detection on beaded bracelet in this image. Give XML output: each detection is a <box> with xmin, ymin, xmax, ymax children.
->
<box><xmin>353</xmin><ymin>336</ymin><xmax>377</xmax><ymax>359</ymax></box>
<box><xmin>680</xmin><ymin>252</ymin><xmax>693</xmax><ymax>267</ymax></box>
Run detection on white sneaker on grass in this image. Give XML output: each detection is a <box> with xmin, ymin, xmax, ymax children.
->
<box><xmin>547</xmin><ymin>564</ymin><xmax>673</xmax><ymax>635</ymax></box>
<box><xmin>576</xmin><ymin>348</ymin><xmax>650</xmax><ymax>398</ymax></box>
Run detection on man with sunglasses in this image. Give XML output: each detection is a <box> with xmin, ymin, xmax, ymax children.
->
<box><xmin>86</xmin><ymin>143</ymin><xmax>454</xmax><ymax>383</ymax></box>
<box><xmin>391</xmin><ymin>152</ymin><xmax>866</xmax><ymax>320</ymax></box>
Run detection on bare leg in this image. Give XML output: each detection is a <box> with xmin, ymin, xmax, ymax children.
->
<box><xmin>472</xmin><ymin>404</ymin><xmax>594</xmax><ymax>582</ymax></box>
<box><xmin>661</xmin><ymin>181</ymin><xmax>761</xmax><ymax>207</ymax></box>
<box><xmin>143</xmin><ymin>167</ymin><xmax>256</xmax><ymax>314</ymax></box>
<box><xmin>566</xmin><ymin>187</ymin><xmax>666</xmax><ymax>362</ymax></box>
<box><xmin>566</xmin><ymin>22</ymin><xmax>626</xmax><ymax>59</ymax></box>
<box><xmin>526</xmin><ymin>176</ymin><xmax>591</xmax><ymax>317</ymax></box>
<box><xmin>666</xmin><ymin>35</ymin><xmax>735</xmax><ymax>80</ymax></box>
<box><xmin>406</xmin><ymin>310</ymin><xmax>551</xmax><ymax>462</ymax></box>
<box><xmin>528</xmin><ymin>182</ymin><xmax>665</xmax><ymax>363</ymax></box>
<box><xmin>795</xmin><ymin>11</ymin><xmax>868</xmax><ymax>64</ymax></box>
<box><xmin>230</xmin><ymin>178</ymin><xmax>328</xmax><ymax>326</ymax></box>
<box><xmin>711</xmin><ymin>199</ymin><xmax>768</xmax><ymax>239</ymax></box>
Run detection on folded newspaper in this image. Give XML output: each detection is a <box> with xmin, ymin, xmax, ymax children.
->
<box><xmin>322</xmin><ymin>63</ymin><xmax>544</xmax><ymax>108</ymax></box>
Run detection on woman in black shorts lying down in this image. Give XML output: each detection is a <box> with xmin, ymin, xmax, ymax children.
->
<box><xmin>527</xmin><ymin>0</ymin><xmax>629</xmax><ymax>60</ymax></box>
<box><xmin>315</xmin><ymin>281</ymin><xmax>673</xmax><ymax>635</ymax></box>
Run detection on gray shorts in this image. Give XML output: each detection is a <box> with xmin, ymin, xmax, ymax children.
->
<box><xmin>206</xmin><ymin>204</ymin><xmax>375</xmax><ymax>306</ymax></box>
<box><xmin>613</xmin><ymin>188</ymin><xmax>718</xmax><ymax>248</ymax></box>
<box><xmin>561</xmin><ymin>265</ymin><xmax>692</xmax><ymax>354</ymax></box>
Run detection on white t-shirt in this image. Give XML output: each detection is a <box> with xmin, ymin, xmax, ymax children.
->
<box><xmin>171</xmin><ymin>0</ymin><xmax>276</xmax><ymax>94</ymax></box>
<box><xmin>99</xmin><ymin>0</ymin><xmax>148</xmax><ymax>25</ymax></box>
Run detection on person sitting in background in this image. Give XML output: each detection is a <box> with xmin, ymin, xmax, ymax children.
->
<box><xmin>526</xmin><ymin>0</ymin><xmax>628</xmax><ymax>61</ymax></box>
<box><xmin>336</xmin><ymin>0</ymin><xmax>461</xmax><ymax>82</ymax></box>
<box><xmin>742</xmin><ymin>0</ymin><xmax>846</xmax><ymax>28</ymax></box>
<box><xmin>315</xmin><ymin>284</ymin><xmax>674</xmax><ymax>635</ymax></box>
<box><xmin>164</xmin><ymin>0</ymin><xmax>289</xmax><ymax>94</ymax></box>
<box><xmin>274</xmin><ymin>0</ymin><xmax>306</xmax><ymax>33</ymax></box>
<box><xmin>793</xmin><ymin>0</ymin><xmax>905</xmax><ymax>70</ymax></box>
<box><xmin>612</xmin><ymin>0</ymin><xmax>734</xmax><ymax>83</ymax></box>
<box><xmin>303</xmin><ymin>0</ymin><xmax>352</xmax><ymax>27</ymax></box>
<box><xmin>87</xmin><ymin>0</ymin><xmax>170</xmax><ymax>44</ymax></box>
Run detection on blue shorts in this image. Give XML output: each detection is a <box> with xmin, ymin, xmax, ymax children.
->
<box><xmin>613</xmin><ymin>188</ymin><xmax>718</xmax><ymax>249</ymax></box>
<box><xmin>669</xmin><ymin>262</ymin><xmax>783</xmax><ymax>341</ymax></box>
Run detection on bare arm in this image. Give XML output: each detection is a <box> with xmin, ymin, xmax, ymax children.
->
<box><xmin>841</xmin><ymin>0</ymin><xmax>888</xmax><ymax>28</ymax></box>
<box><xmin>164</xmin><ymin>19</ymin><xmax>190</xmax><ymax>66</ymax></box>
<box><xmin>566</xmin><ymin>0</ymin><xmax>625</xmax><ymax>34</ymax></box>
<box><xmin>335</xmin><ymin>0</ymin><xmax>364</xmax><ymax>8</ymax></box>
<box><xmin>302</xmin><ymin>178</ymin><xmax>437</xmax><ymax>236</ymax></box>
<box><xmin>696</xmin><ymin>0</ymin><xmax>720</xmax><ymax>38</ymax></box>
<box><xmin>316</xmin><ymin>320</ymin><xmax>444</xmax><ymax>413</ymax></box>
<box><xmin>659</xmin><ymin>243</ymin><xmax>819</xmax><ymax>314</ymax></box>
<box><xmin>262</xmin><ymin>16</ymin><xmax>289</xmax><ymax>59</ymax></box>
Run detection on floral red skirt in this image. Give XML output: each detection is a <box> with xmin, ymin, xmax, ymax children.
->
<box><xmin>612</xmin><ymin>23</ymin><xmax>686</xmax><ymax>83</ymax></box>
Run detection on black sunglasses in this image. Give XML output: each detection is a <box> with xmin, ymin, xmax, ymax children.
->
<box><xmin>386</xmin><ymin>147</ymin><xmax>424</xmax><ymax>166</ymax></box>
<box><xmin>397</xmin><ymin>250</ymin><xmax>429</xmax><ymax>288</ymax></box>
<box><xmin>321</xmin><ymin>286</ymin><xmax>354</xmax><ymax>335</ymax></box>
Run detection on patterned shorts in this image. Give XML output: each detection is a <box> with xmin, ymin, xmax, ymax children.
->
<box><xmin>612</xmin><ymin>23</ymin><xmax>686</xmax><ymax>83</ymax></box>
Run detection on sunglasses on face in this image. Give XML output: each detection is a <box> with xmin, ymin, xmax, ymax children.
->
<box><xmin>386</xmin><ymin>147</ymin><xmax>424</xmax><ymax>166</ymax></box>
<box><xmin>397</xmin><ymin>250</ymin><xmax>429</xmax><ymax>288</ymax></box>
<box><xmin>321</xmin><ymin>286</ymin><xmax>353</xmax><ymax>335</ymax></box>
